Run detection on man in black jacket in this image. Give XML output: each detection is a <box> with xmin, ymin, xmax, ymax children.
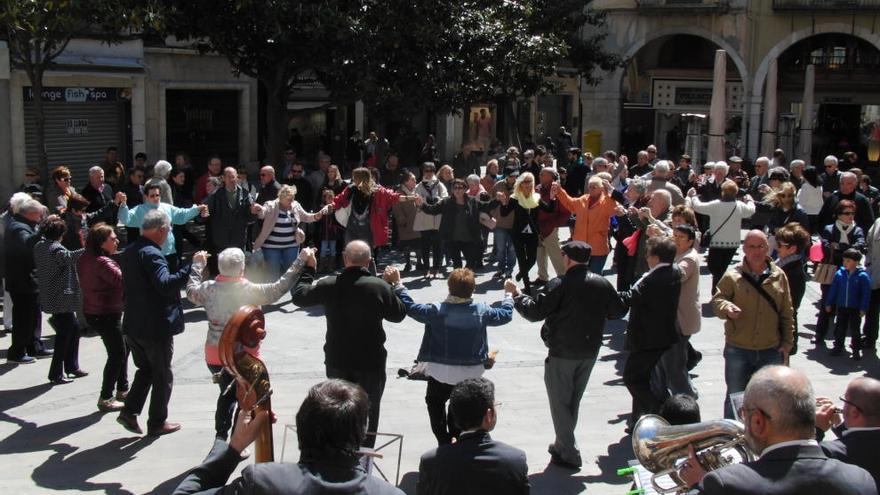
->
<box><xmin>509</xmin><ymin>240</ymin><xmax>625</xmax><ymax>469</ymax></box>
<box><xmin>4</xmin><ymin>199</ymin><xmax>50</xmax><ymax>363</ymax></box>
<box><xmin>818</xmin><ymin>171</ymin><xmax>875</xmax><ymax>232</ymax></box>
<box><xmin>680</xmin><ymin>366</ymin><xmax>876</xmax><ymax>495</ymax></box>
<box><xmin>291</xmin><ymin>240</ymin><xmax>406</xmax><ymax>447</ymax></box>
<box><xmin>206</xmin><ymin>167</ymin><xmax>256</xmax><ymax>271</ymax></box>
<box><xmin>174</xmin><ymin>379</ymin><xmax>404</xmax><ymax>495</ymax></box>
<box><xmin>815</xmin><ymin>376</ymin><xmax>880</xmax><ymax>489</ymax></box>
<box><xmin>80</xmin><ymin>165</ymin><xmax>117</xmax><ymax>225</ymax></box>
<box><xmin>619</xmin><ymin>236</ymin><xmax>681</xmax><ymax>430</ymax></box>
<box><xmin>117</xmin><ymin>209</ymin><xmax>191</xmax><ymax>437</ymax></box>
<box><xmin>255</xmin><ymin>165</ymin><xmax>281</xmax><ymax>204</ymax></box>
<box><xmin>418</xmin><ymin>378</ymin><xmax>529</xmax><ymax>495</ymax></box>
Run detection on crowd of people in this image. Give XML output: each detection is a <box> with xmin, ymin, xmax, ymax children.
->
<box><xmin>2</xmin><ymin>135</ymin><xmax>879</xmax><ymax>494</ymax></box>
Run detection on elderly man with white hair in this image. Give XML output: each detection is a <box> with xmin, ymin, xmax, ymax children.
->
<box><xmin>81</xmin><ymin>165</ymin><xmax>118</xmax><ymax>224</ymax></box>
<box><xmin>1</xmin><ymin>193</ymin><xmax>39</xmax><ymax>342</ymax></box>
<box><xmin>646</xmin><ymin>160</ymin><xmax>685</xmax><ymax>206</ymax></box>
<box><xmin>146</xmin><ymin>160</ymin><xmax>174</xmax><ymax>204</ymax></box>
<box><xmin>186</xmin><ymin>246</ymin><xmax>313</xmax><ymax>441</ymax></box>
<box><xmin>821</xmin><ymin>154</ymin><xmax>842</xmax><ymax>199</ymax></box>
<box><xmin>818</xmin><ymin>170</ymin><xmax>875</xmax><ymax>233</ymax></box>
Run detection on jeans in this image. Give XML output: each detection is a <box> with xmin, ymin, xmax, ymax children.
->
<box><xmin>207</xmin><ymin>363</ymin><xmax>238</xmax><ymax>440</ymax></box>
<box><xmin>124</xmin><ymin>334</ymin><xmax>174</xmax><ymax>429</ymax></box>
<box><xmin>326</xmin><ymin>366</ymin><xmax>386</xmax><ymax>447</ymax></box>
<box><xmin>85</xmin><ymin>313</ymin><xmax>129</xmax><ymax>399</ymax></box>
<box><xmin>834</xmin><ymin>308</ymin><xmax>863</xmax><ymax>352</ymax></box>
<box><xmin>588</xmin><ymin>255</ymin><xmax>608</xmax><ymax>275</ymax></box>
<box><xmin>8</xmin><ymin>291</ymin><xmax>43</xmax><ymax>360</ymax></box>
<box><xmin>425</xmin><ymin>378</ymin><xmax>459</xmax><ymax>445</ymax></box>
<box><xmin>707</xmin><ymin>247</ymin><xmax>738</xmax><ymax>294</ymax></box>
<box><xmin>319</xmin><ymin>239</ymin><xmax>337</xmax><ymax>258</ymax></box>
<box><xmin>537</xmin><ymin>228</ymin><xmax>565</xmax><ymax>281</ymax></box>
<box><xmin>722</xmin><ymin>344</ymin><xmax>783</xmax><ymax>418</ymax></box>
<box><xmin>493</xmin><ymin>227</ymin><xmax>516</xmax><ymax>275</ymax></box>
<box><xmin>47</xmin><ymin>312</ymin><xmax>80</xmax><ymax>381</ymax></box>
<box><xmin>262</xmin><ymin>246</ymin><xmax>299</xmax><ymax>281</ymax></box>
<box><xmin>544</xmin><ymin>356</ymin><xmax>596</xmax><ymax>465</ymax></box>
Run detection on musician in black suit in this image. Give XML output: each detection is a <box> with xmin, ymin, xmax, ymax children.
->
<box><xmin>680</xmin><ymin>366</ymin><xmax>876</xmax><ymax>495</ymax></box>
<box><xmin>619</xmin><ymin>236</ymin><xmax>681</xmax><ymax>429</ymax></box>
<box><xmin>417</xmin><ymin>378</ymin><xmax>529</xmax><ymax>495</ymax></box>
<box><xmin>173</xmin><ymin>379</ymin><xmax>404</xmax><ymax>495</ymax></box>
<box><xmin>816</xmin><ymin>376</ymin><xmax>880</xmax><ymax>489</ymax></box>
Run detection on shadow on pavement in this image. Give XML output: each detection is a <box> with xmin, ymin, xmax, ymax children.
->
<box><xmin>0</xmin><ymin>410</ymin><xmax>103</xmax><ymax>455</ymax></box>
<box><xmin>31</xmin><ymin>436</ymin><xmax>156</xmax><ymax>494</ymax></box>
<box><xmin>585</xmin><ymin>434</ymin><xmax>635</xmax><ymax>486</ymax></box>
<box><xmin>529</xmin><ymin>464</ymin><xmax>589</xmax><ymax>494</ymax></box>
<box><xmin>145</xmin><ymin>468</ymin><xmax>191</xmax><ymax>494</ymax></box>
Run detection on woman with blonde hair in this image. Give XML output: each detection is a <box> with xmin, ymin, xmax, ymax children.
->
<box><xmin>322</xmin><ymin>164</ymin><xmax>346</xmax><ymax>195</ymax></box>
<box><xmin>499</xmin><ymin>172</ymin><xmax>555</xmax><ymax>292</ymax></box>
<box><xmin>763</xmin><ymin>181</ymin><xmax>810</xmax><ymax>238</ymax></box>
<box><xmin>253</xmin><ymin>184</ymin><xmax>320</xmax><ymax>279</ymax></box>
<box><xmin>437</xmin><ymin>164</ymin><xmax>455</xmax><ymax>192</ymax></box>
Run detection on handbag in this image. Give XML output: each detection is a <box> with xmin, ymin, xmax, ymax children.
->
<box><xmin>701</xmin><ymin>203</ymin><xmax>737</xmax><ymax>249</ymax></box>
<box><xmin>812</xmin><ymin>263</ymin><xmax>837</xmax><ymax>285</ymax></box>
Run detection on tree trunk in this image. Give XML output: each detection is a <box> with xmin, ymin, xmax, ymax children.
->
<box><xmin>263</xmin><ymin>77</ymin><xmax>290</xmax><ymax>176</ymax></box>
<box><xmin>500</xmin><ymin>97</ymin><xmax>520</xmax><ymax>149</ymax></box>
<box><xmin>28</xmin><ymin>67</ymin><xmax>49</xmax><ymax>174</ymax></box>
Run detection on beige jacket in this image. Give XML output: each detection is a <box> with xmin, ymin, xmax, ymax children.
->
<box><xmin>253</xmin><ymin>199</ymin><xmax>318</xmax><ymax>250</ymax></box>
<box><xmin>712</xmin><ymin>258</ymin><xmax>794</xmax><ymax>350</ymax></box>
<box><xmin>676</xmin><ymin>248</ymin><xmax>701</xmax><ymax>335</ymax></box>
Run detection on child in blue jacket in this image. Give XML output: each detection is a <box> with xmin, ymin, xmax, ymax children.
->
<box><xmin>825</xmin><ymin>249</ymin><xmax>873</xmax><ymax>359</ymax></box>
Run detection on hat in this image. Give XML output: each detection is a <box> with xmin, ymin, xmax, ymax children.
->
<box><xmin>728</xmin><ymin>156</ymin><xmax>743</xmax><ymax>163</ymax></box>
<box><xmin>504</xmin><ymin>166</ymin><xmax>520</xmax><ymax>178</ymax></box>
<box><xmin>561</xmin><ymin>240</ymin><xmax>592</xmax><ymax>263</ymax></box>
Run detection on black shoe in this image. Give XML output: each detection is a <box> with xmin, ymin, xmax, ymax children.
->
<box><xmin>67</xmin><ymin>369</ymin><xmax>89</xmax><ymax>379</ymax></box>
<box><xmin>33</xmin><ymin>349</ymin><xmax>53</xmax><ymax>359</ymax></box>
<box><xmin>402</xmin><ymin>263</ymin><xmax>412</xmax><ymax>273</ymax></box>
<box><xmin>686</xmin><ymin>351</ymin><xmax>703</xmax><ymax>371</ymax></box>
<box><xmin>813</xmin><ymin>338</ymin><xmax>827</xmax><ymax>347</ymax></box>
<box><xmin>8</xmin><ymin>355</ymin><xmax>36</xmax><ymax>365</ymax></box>
<box><xmin>49</xmin><ymin>377</ymin><xmax>73</xmax><ymax>385</ymax></box>
<box><xmin>548</xmin><ymin>445</ymin><xmax>582</xmax><ymax>470</ymax></box>
<box><xmin>515</xmin><ymin>271</ymin><xmax>523</xmax><ymax>281</ymax></box>
<box><xmin>492</xmin><ymin>270</ymin><xmax>505</xmax><ymax>280</ymax></box>
<box><xmin>852</xmin><ymin>349</ymin><xmax>861</xmax><ymax>361</ymax></box>
<box><xmin>534</xmin><ymin>279</ymin><xmax>548</xmax><ymax>287</ymax></box>
<box><xmin>829</xmin><ymin>347</ymin><xmax>843</xmax><ymax>356</ymax></box>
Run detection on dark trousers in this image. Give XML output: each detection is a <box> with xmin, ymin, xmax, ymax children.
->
<box><xmin>834</xmin><ymin>307</ymin><xmax>863</xmax><ymax>351</ymax></box>
<box><xmin>425</xmin><ymin>378</ymin><xmax>459</xmax><ymax>445</ymax></box>
<box><xmin>173</xmin><ymin>224</ymin><xmax>201</xmax><ymax>255</ymax></box>
<box><xmin>86</xmin><ymin>313</ymin><xmax>129</xmax><ymax>400</ymax></box>
<box><xmin>47</xmin><ymin>313</ymin><xmax>80</xmax><ymax>380</ymax></box>
<box><xmin>419</xmin><ymin>230</ymin><xmax>443</xmax><ymax>269</ymax></box>
<box><xmin>207</xmin><ymin>363</ymin><xmax>237</xmax><ymax>440</ymax></box>
<box><xmin>8</xmin><ymin>291</ymin><xmax>43</xmax><ymax>360</ymax></box>
<box><xmin>445</xmin><ymin>241</ymin><xmax>480</xmax><ymax>269</ymax></box>
<box><xmin>124</xmin><ymin>334</ymin><xmax>174</xmax><ymax>428</ymax></box>
<box><xmin>816</xmin><ymin>283</ymin><xmax>832</xmax><ymax>340</ymax></box>
<box><xmin>707</xmin><ymin>247</ymin><xmax>737</xmax><ymax>295</ymax></box>
<box><xmin>513</xmin><ymin>233</ymin><xmax>539</xmax><ymax>284</ymax></box>
<box><xmin>326</xmin><ymin>366</ymin><xmax>386</xmax><ymax>447</ymax></box>
<box><xmin>623</xmin><ymin>349</ymin><xmax>666</xmax><ymax>423</ymax></box>
<box><xmin>862</xmin><ymin>288</ymin><xmax>879</xmax><ymax>346</ymax></box>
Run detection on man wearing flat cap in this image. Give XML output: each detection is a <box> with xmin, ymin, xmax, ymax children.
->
<box><xmin>506</xmin><ymin>240</ymin><xmax>625</xmax><ymax>469</ymax></box>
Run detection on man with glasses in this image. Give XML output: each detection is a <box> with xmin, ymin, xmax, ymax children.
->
<box><xmin>255</xmin><ymin>164</ymin><xmax>281</xmax><ymax>204</ymax></box>
<box><xmin>821</xmin><ymin>154</ymin><xmax>843</xmax><ymax>199</ymax></box>
<box><xmin>679</xmin><ymin>366</ymin><xmax>876</xmax><ymax>495</ymax></box>
<box><xmin>118</xmin><ymin>184</ymin><xmax>207</xmax><ymax>258</ymax></box>
<box><xmin>713</xmin><ymin>230</ymin><xmax>795</xmax><ymax>419</ymax></box>
<box><xmin>283</xmin><ymin>162</ymin><xmax>314</xmax><ymax>210</ymax></box>
<box><xmin>819</xmin><ymin>171</ymin><xmax>875</xmax><ymax>233</ymax></box>
<box><xmin>816</xmin><ymin>377</ymin><xmax>880</xmax><ymax>487</ymax></box>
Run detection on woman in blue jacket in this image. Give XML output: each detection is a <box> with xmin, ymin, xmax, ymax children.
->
<box><xmin>385</xmin><ymin>266</ymin><xmax>514</xmax><ymax>445</ymax></box>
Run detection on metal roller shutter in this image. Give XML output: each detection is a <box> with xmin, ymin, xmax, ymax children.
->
<box><xmin>24</xmin><ymin>100</ymin><xmax>125</xmax><ymax>186</ymax></box>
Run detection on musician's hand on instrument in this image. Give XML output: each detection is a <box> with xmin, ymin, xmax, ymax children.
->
<box><xmin>678</xmin><ymin>444</ymin><xmax>707</xmax><ymax>488</ymax></box>
<box><xmin>228</xmin><ymin>408</ymin><xmax>270</xmax><ymax>455</ymax></box>
<box><xmin>815</xmin><ymin>401</ymin><xmax>840</xmax><ymax>431</ymax></box>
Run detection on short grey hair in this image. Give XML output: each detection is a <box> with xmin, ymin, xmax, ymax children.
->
<box><xmin>592</xmin><ymin>157</ymin><xmax>608</xmax><ymax>169</ymax></box>
<box><xmin>8</xmin><ymin>192</ymin><xmax>32</xmax><ymax>214</ymax></box>
<box><xmin>745</xmin><ymin>365</ymin><xmax>816</xmax><ymax>438</ymax></box>
<box><xmin>824</xmin><ymin>155</ymin><xmax>839</xmax><ymax>167</ymax></box>
<box><xmin>840</xmin><ymin>171</ymin><xmax>858</xmax><ymax>183</ymax></box>
<box><xmin>18</xmin><ymin>198</ymin><xmax>45</xmax><ymax>216</ymax></box>
<box><xmin>154</xmin><ymin>160</ymin><xmax>172</xmax><ymax>179</ymax></box>
<box><xmin>207</xmin><ymin>176</ymin><xmax>223</xmax><ymax>188</ymax></box>
<box><xmin>713</xmin><ymin>161</ymin><xmax>729</xmax><ymax>175</ymax></box>
<box><xmin>89</xmin><ymin>165</ymin><xmax>104</xmax><ymax>176</ymax></box>
<box><xmin>343</xmin><ymin>240</ymin><xmax>372</xmax><ymax>267</ymax></box>
<box><xmin>652</xmin><ymin>189</ymin><xmax>672</xmax><ymax>207</ymax></box>
<box><xmin>637</xmin><ymin>150</ymin><xmax>648</xmax><ymax>159</ymax></box>
<box><xmin>789</xmin><ymin>159</ymin><xmax>805</xmax><ymax>170</ymax></box>
<box><xmin>703</xmin><ymin>161</ymin><xmax>716</xmax><ymax>171</ymax></box>
<box><xmin>218</xmin><ymin>248</ymin><xmax>246</xmax><ymax>277</ymax></box>
<box><xmin>755</xmin><ymin>156</ymin><xmax>771</xmax><ymax>167</ymax></box>
<box><xmin>142</xmin><ymin>209</ymin><xmax>170</xmax><ymax>232</ymax></box>
<box><xmin>466</xmin><ymin>174</ymin><xmax>480</xmax><ymax>185</ymax></box>
<box><xmin>628</xmin><ymin>178</ymin><xmax>648</xmax><ymax>194</ymax></box>
<box><xmin>653</xmin><ymin>160</ymin><xmax>671</xmax><ymax>175</ymax></box>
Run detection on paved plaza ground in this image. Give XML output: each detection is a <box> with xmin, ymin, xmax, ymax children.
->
<box><xmin>1</xmin><ymin>231</ymin><xmax>877</xmax><ymax>494</ymax></box>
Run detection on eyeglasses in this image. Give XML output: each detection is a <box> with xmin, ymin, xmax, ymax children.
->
<box><xmin>840</xmin><ymin>211</ymin><xmax>855</xmax><ymax>216</ymax></box>
<box><xmin>839</xmin><ymin>396</ymin><xmax>861</xmax><ymax>411</ymax></box>
<box><xmin>60</xmin><ymin>177</ymin><xmax>72</xmax><ymax>182</ymax></box>
<box><xmin>739</xmin><ymin>405</ymin><xmax>772</xmax><ymax>421</ymax></box>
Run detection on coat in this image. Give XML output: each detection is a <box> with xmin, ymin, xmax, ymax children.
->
<box><xmin>4</xmin><ymin>214</ymin><xmax>40</xmax><ymax>293</ymax></box>
<box><xmin>867</xmin><ymin>219</ymin><xmax>880</xmax><ymax>289</ymax></box>
<box><xmin>392</xmin><ymin>186</ymin><xmax>420</xmax><ymax>242</ymax></box>
<box><xmin>418</xmin><ymin>431</ymin><xmax>529</xmax><ymax>495</ymax></box>
<box><xmin>821</xmin><ymin>428</ymin><xmax>880</xmax><ymax>490</ymax></box>
<box><xmin>80</xmin><ymin>182</ymin><xmax>118</xmax><ymax>224</ymax></box>
<box><xmin>120</xmin><ymin>236</ymin><xmax>191</xmax><ymax>340</ymax></box>
<box><xmin>206</xmin><ymin>185</ymin><xmax>256</xmax><ymax>251</ymax></box>
<box><xmin>826</xmin><ymin>267</ymin><xmax>872</xmax><ymax>311</ymax></box>
<box><xmin>619</xmin><ymin>264</ymin><xmax>682</xmax><ymax>352</ymax></box>
<box><xmin>33</xmin><ymin>238</ymin><xmax>84</xmax><ymax>314</ymax></box>
<box><xmin>676</xmin><ymin>248</ymin><xmax>701</xmax><ymax>336</ymax></box>
<box><xmin>77</xmin><ymin>251</ymin><xmax>123</xmax><ymax>315</ymax></box>
<box><xmin>332</xmin><ymin>185</ymin><xmax>401</xmax><ymax>248</ymax></box>
<box><xmin>420</xmin><ymin>195</ymin><xmax>497</xmax><ymax>244</ymax></box>
<box><xmin>689</xmin><ymin>197</ymin><xmax>756</xmax><ymax>248</ymax></box>
<box><xmin>819</xmin><ymin>190</ymin><xmax>875</xmax><ymax>233</ymax></box>
<box><xmin>253</xmin><ymin>199</ymin><xmax>318</xmax><ymax>251</ymax></box>
<box><xmin>413</xmin><ymin>180</ymin><xmax>448</xmax><ymax>232</ymax></box>
<box><xmin>555</xmin><ymin>189</ymin><xmax>620</xmax><ymax>257</ymax></box>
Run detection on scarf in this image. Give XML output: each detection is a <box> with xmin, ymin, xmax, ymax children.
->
<box><xmin>215</xmin><ymin>274</ymin><xmax>244</xmax><ymax>283</ymax></box>
<box><xmin>512</xmin><ymin>174</ymin><xmax>540</xmax><ymax>209</ymax></box>
<box><xmin>445</xmin><ymin>295</ymin><xmax>472</xmax><ymax>304</ymax></box>
<box><xmin>835</xmin><ymin>220</ymin><xmax>854</xmax><ymax>245</ymax></box>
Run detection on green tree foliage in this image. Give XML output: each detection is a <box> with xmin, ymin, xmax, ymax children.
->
<box><xmin>1</xmin><ymin>0</ymin><xmax>148</xmax><ymax>171</ymax></box>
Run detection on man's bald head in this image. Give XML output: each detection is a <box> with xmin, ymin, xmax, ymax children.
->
<box><xmin>845</xmin><ymin>377</ymin><xmax>880</xmax><ymax>426</ymax></box>
<box><xmin>745</xmin><ymin>366</ymin><xmax>815</xmax><ymax>439</ymax></box>
<box><xmin>343</xmin><ymin>240</ymin><xmax>372</xmax><ymax>268</ymax></box>
<box><xmin>260</xmin><ymin>165</ymin><xmax>275</xmax><ymax>185</ymax></box>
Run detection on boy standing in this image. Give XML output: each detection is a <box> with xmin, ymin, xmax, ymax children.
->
<box><xmin>826</xmin><ymin>249</ymin><xmax>873</xmax><ymax>360</ymax></box>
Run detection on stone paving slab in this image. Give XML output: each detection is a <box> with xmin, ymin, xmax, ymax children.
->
<box><xmin>1</xmin><ymin>235</ymin><xmax>877</xmax><ymax>494</ymax></box>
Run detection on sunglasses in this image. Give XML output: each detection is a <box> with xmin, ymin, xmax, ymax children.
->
<box><xmin>60</xmin><ymin>177</ymin><xmax>72</xmax><ymax>182</ymax></box>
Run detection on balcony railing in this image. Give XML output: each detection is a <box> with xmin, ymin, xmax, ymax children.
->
<box><xmin>773</xmin><ymin>0</ymin><xmax>880</xmax><ymax>9</ymax></box>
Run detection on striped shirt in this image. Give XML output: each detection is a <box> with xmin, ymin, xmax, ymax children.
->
<box><xmin>263</xmin><ymin>209</ymin><xmax>298</xmax><ymax>249</ymax></box>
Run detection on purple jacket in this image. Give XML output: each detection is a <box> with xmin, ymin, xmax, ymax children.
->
<box><xmin>77</xmin><ymin>251</ymin><xmax>124</xmax><ymax>315</ymax></box>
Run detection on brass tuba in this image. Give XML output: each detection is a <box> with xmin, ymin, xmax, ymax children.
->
<box><xmin>631</xmin><ymin>414</ymin><xmax>756</xmax><ymax>494</ymax></box>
